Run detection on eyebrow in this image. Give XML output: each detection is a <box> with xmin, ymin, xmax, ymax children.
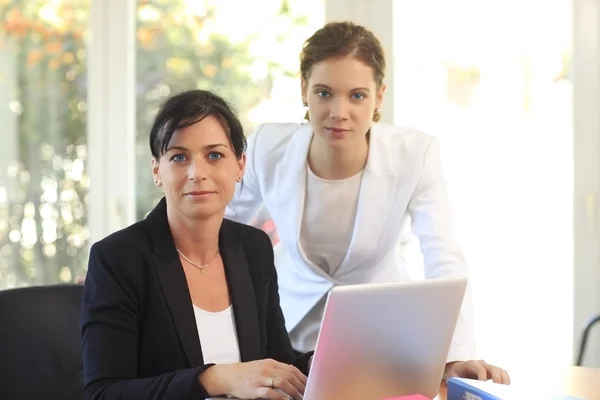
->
<box><xmin>312</xmin><ymin>84</ymin><xmax>371</xmax><ymax>92</ymax></box>
<box><xmin>165</xmin><ymin>143</ymin><xmax>230</xmax><ymax>152</ymax></box>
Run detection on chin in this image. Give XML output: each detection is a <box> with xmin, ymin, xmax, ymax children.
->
<box><xmin>184</xmin><ymin>204</ymin><xmax>225</xmax><ymax>220</ymax></box>
<box><xmin>323</xmin><ymin>135</ymin><xmax>359</xmax><ymax>149</ymax></box>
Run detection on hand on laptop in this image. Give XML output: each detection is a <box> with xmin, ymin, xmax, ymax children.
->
<box><xmin>443</xmin><ymin>360</ymin><xmax>511</xmax><ymax>385</ymax></box>
<box><xmin>198</xmin><ymin>358</ymin><xmax>307</xmax><ymax>399</ymax></box>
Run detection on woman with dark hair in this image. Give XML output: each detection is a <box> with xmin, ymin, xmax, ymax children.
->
<box><xmin>81</xmin><ymin>89</ymin><xmax>310</xmax><ymax>400</ymax></box>
<box><xmin>226</xmin><ymin>21</ymin><xmax>510</xmax><ymax>384</ymax></box>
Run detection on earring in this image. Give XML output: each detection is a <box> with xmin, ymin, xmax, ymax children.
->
<box><xmin>302</xmin><ymin>102</ymin><xmax>310</xmax><ymax>121</ymax></box>
<box><xmin>373</xmin><ymin>108</ymin><xmax>381</xmax><ymax>122</ymax></box>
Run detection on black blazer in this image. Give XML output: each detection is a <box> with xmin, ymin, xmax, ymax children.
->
<box><xmin>80</xmin><ymin>198</ymin><xmax>312</xmax><ymax>400</ymax></box>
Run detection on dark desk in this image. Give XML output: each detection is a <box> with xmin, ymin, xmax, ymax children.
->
<box><xmin>437</xmin><ymin>366</ymin><xmax>600</xmax><ymax>400</ymax></box>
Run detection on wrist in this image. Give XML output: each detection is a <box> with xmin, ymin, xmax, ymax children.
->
<box><xmin>198</xmin><ymin>365</ymin><xmax>227</xmax><ymax>396</ymax></box>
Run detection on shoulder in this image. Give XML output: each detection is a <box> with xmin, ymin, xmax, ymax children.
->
<box><xmin>366</xmin><ymin>123</ymin><xmax>443</xmax><ymax>179</ymax></box>
<box><xmin>247</xmin><ymin>122</ymin><xmax>305</xmax><ymax>154</ymax></box>
<box><xmin>373</xmin><ymin>123</ymin><xmax>440</xmax><ymax>165</ymax></box>
<box><xmin>223</xmin><ymin>218</ymin><xmax>272</xmax><ymax>250</ymax></box>
<box><xmin>87</xmin><ymin>220</ymin><xmax>152</xmax><ymax>289</ymax></box>
<box><xmin>90</xmin><ymin>220</ymin><xmax>149</xmax><ymax>256</ymax></box>
<box><xmin>372</xmin><ymin>123</ymin><xmax>436</xmax><ymax>150</ymax></box>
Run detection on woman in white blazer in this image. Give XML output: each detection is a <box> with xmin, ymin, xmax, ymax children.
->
<box><xmin>226</xmin><ymin>21</ymin><xmax>509</xmax><ymax>384</ymax></box>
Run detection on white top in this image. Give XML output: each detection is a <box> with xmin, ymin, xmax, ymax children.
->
<box><xmin>193</xmin><ymin>304</ymin><xmax>241</xmax><ymax>365</ymax></box>
<box><xmin>299</xmin><ymin>165</ymin><xmax>363</xmax><ymax>275</ymax></box>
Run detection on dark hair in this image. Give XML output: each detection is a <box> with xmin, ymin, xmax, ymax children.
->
<box><xmin>300</xmin><ymin>21</ymin><xmax>386</xmax><ymax>88</ymax></box>
<box><xmin>149</xmin><ymin>90</ymin><xmax>246</xmax><ymax>160</ymax></box>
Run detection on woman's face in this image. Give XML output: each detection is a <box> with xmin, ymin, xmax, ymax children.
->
<box><xmin>152</xmin><ymin>115</ymin><xmax>245</xmax><ymax>221</ymax></box>
<box><xmin>302</xmin><ymin>56</ymin><xmax>385</xmax><ymax>149</ymax></box>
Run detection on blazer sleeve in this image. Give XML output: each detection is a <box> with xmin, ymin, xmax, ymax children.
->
<box><xmin>225</xmin><ymin>125</ymin><xmax>266</xmax><ymax>225</ymax></box>
<box><xmin>260</xmin><ymin>231</ymin><xmax>313</xmax><ymax>374</ymax></box>
<box><xmin>407</xmin><ymin>137</ymin><xmax>477</xmax><ymax>363</ymax></box>
<box><xmin>80</xmin><ymin>242</ymin><xmax>214</xmax><ymax>400</ymax></box>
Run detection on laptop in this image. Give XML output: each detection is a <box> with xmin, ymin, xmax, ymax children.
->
<box><xmin>303</xmin><ymin>277</ymin><xmax>468</xmax><ymax>400</ymax></box>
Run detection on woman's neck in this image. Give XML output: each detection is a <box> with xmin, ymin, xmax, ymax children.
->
<box><xmin>307</xmin><ymin>134</ymin><xmax>369</xmax><ymax>180</ymax></box>
<box><xmin>167</xmin><ymin>206</ymin><xmax>222</xmax><ymax>262</ymax></box>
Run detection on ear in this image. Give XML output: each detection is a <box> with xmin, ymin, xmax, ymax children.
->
<box><xmin>376</xmin><ymin>83</ymin><xmax>386</xmax><ymax>110</ymax></box>
<box><xmin>236</xmin><ymin>153</ymin><xmax>246</xmax><ymax>182</ymax></box>
<box><xmin>301</xmin><ymin>78</ymin><xmax>308</xmax><ymax>104</ymax></box>
<box><xmin>151</xmin><ymin>158</ymin><xmax>161</xmax><ymax>187</ymax></box>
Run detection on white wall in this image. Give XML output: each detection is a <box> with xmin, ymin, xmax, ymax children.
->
<box><xmin>572</xmin><ymin>0</ymin><xmax>600</xmax><ymax>368</ymax></box>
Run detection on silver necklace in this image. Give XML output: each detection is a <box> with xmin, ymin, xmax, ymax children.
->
<box><xmin>176</xmin><ymin>248</ymin><xmax>219</xmax><ymax>274</ymax></box>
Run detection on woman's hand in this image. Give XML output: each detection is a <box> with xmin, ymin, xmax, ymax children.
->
<box><xmin>199</xmin><ymin>358</ymin><xmax>307</xmax><ymax>399</ymax></box>
<box><xmin>444</xmin><ymin>360</ymin><xmax>511</xmax><ymax>384</ymax></box>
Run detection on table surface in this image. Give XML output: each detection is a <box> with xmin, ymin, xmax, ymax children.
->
<box><xmin>437</xmin><ymin>365</ymin><xmax>600</xmax><ymax>400</ymax></box>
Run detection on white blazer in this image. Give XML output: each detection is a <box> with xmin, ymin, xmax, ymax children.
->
<box><xmin>225</xmin><ymin>122</ymin><xmax>476</xmax><ymax>362</ymax></box>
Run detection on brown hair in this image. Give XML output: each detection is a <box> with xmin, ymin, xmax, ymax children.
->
<box><xmin>300</xmin><ymin>21</ymin><xmax>386</xmax><ymax>122</ymax></box>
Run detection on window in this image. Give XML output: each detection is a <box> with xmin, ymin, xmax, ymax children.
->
<box><xmin>0</xmin><ymin>1</ymin><xmax>90</xmax><ymax>290</ymax></box>
<box><xmin>134</xmin><ymin>0</ymin><xmax>324</xmax><ymax>221</ymax></box>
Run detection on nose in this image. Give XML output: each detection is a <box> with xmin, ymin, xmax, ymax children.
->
<box><xmin>330</xmin><ymin>98</ymin><xmax>349</xmax><ymax>121</ymax></box>
<box><xmin>187</xmin><ymin>159</ymin><xmax>207</xmax><ymax>181</ymax></box>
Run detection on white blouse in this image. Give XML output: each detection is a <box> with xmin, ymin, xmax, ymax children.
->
<box><xmin>299</xmin><ymin>165</ymin><xmax>364</xmax><ymax>275</ymax></box>
<box><xmin>193</xmin><ymin>304</ymin><xmax>241</xmax><ymax>365</ymax></box>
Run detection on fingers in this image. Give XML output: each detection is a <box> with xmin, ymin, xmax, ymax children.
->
<box><xmin>500</xmin><ymin>368</ymin><xmax>511</xmax><ymax>384</ymax></box>
<box><xmin>488</xmin><ymin>363</ymin><xmax>510</xmax><ymax>385</ymax></box>
<box><xmin>478</xmin><ymin>360</ymin><xmax>510</xmax><ymax>385</ymax></box>
<box><xmin>257</xmin><ymin>374</ymin><xmax>301</xmax><ymax>400</ymax></box>
<box><xmin>488</xmin><ymin>363</ymin><xmax>502</xmax><ymax>383</ymax></box>
<box><xmin>269</xmin><ymin>366</ymin><xmax>306</xmax><ymax>399</ymax></box>
<box><xmin>273</xmin><ymin>361</ymin><xmax>308</xmax><ymax>386</ymax></box>
<box><xmin>258</xmin><ymin>360</ymin><xmax>306</xmax><ymax>400</ymax></box>
<box><xmin>278</xmin><ymin>371</ymin><xmax>306</xmax><ymax>394</ymax></box>
<box><xmin>473</xmin><ymin>362</ymin><xmax>489</xmax><ymax>381</ymax></box>
<box><xmin>256</xmin><ymin>387</ymin><xmax>295</xmax><ymax>400</ymax></box>
<box><xmin>464</xmin><ymin>361</ymin><xmax>510</xmax><ymax>385</ymax></box>
<box><xmin>271</xmin><ymin>376</ymin><xmax>303</xmax><ymax>400</ymax></box>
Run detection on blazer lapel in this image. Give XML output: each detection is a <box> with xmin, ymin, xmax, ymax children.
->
<box><xmin>219</xmin><ymin>221</ymin><xmax>261</xmax><ymax>361</ymax></box>
<box><xmin>336</xmin><ymin>124</ymin><xmax>400</xmax><ymax>273</ymax></box>
<box><xmin>268</xmin><ymin>124</ymin><xmax>329</xmax><ymax>277</ymax></box>
<box><xmin>146</xmin><ymin>198</ymin><xmax>204</xmax><ymax>367</ymax></box>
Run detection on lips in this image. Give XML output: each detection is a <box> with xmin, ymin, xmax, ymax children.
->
<box><xmin>185</xmin><ymin>191</ymin><xmax>213</xmax><ymax>196</ymax></box>
<box><xmin>184</xmin><ymin>190</ymin><xmax>216</xmax><ymax>200</ymax></box>
<box><xmin>326</xmin><ymin>127</ymin><xmax>349</xmax><ymax>133</ymax></box>
<box><xmin>325</xmin><ymin>127</ymin><xmax>350</xmax><ymax>138</ymax></box>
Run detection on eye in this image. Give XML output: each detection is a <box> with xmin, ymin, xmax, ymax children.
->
<box><xmin>316</xmin><ymin>90</ymin><xmax>330</xmax><ymax>98</ymax></box>
<box><xmin>170</xmin><ymin>154</ymin><xmax>187</xmax><ymax>163</ymax></box>
<box><xmin>351</xmin><ymin>92</ymin><xmax>366</xmax><ymax>100</ymax></box>
<box><xmin>208</xmin><ymin>152</ymin><xmax>223</xmax><ymax>160</ymax></box>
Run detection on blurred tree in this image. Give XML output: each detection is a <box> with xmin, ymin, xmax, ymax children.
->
<box><xmin>0</xmin><ymin>0</ymin><xmax>89</xmax><ymax>289</ymax></box>
<box><xmin>0</xmin><ymin>0</ymin><xmax>316</xmax><ymax>289</ymax></box>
